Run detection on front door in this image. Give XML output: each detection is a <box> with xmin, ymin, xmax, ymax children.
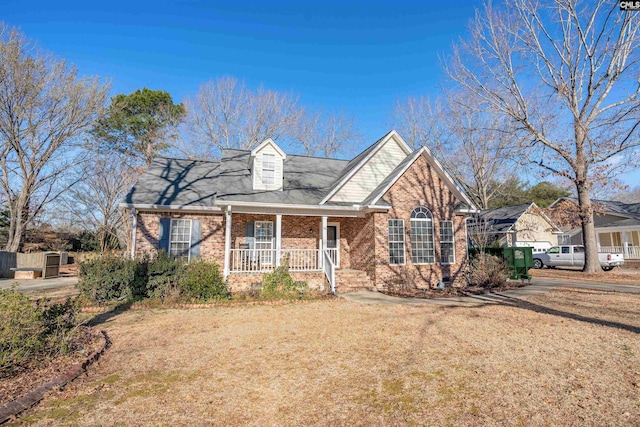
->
<box><xmin>327</xmin><ymin>223</ymin><xmax>340</xmax><ymax>267</ymax></box>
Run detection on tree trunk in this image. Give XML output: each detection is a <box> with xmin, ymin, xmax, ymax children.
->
<box><xmin>576</xmin><ymin>183</ymin><xmax>601</xmax><ymax>273</ymax></box>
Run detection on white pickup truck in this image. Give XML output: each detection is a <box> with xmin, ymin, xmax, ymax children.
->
<box><xmin>533</xmin><ymin>245</ymin><xmax>624</xmax><ymax>271</ymax></box>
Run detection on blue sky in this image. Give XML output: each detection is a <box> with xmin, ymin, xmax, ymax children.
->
<box><xmin>3</xmin><ymin>0</ymin><xmax>639</xmax><ymax>187</ymax></box>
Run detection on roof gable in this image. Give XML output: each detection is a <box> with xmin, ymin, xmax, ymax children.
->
<box><xmin>320</xmin><ymin>130</ymin><xmax>412</xmax><ymax>204</ymax></box>
<box><xmin>250</xmin><ymin>138</ymin><xmax>286</xmax><ymax>159</ymax></box>
<box><xmin>363</xmin><ymin>146</ymin><xmax>477</xmax><ymax>211</ymax></box>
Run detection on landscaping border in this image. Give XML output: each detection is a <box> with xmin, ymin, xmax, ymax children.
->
<box><xmin>0</xmin><ymin>329</ymin><xmax>111</xmax><ymax>424</ymax></box>
<box><xmin>81</xmin><ymin>296</ymin><xmax>338</xmax><ymax>313</ymax></box>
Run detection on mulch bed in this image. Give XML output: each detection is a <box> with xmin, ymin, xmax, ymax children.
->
<box><xmin>0</xmin><ymin>327</ymin><xmax>107</xmax><ymax>422</ymax></box>
<box><xmin>383</xmin><ymin>280</ymin><xmax>528</xmax><ymax>299</ymax></box>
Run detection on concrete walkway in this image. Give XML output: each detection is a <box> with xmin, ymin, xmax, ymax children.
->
<box><xmin>0</xmin><ymin>277</ymin><xmax>78</xmax><ymax>292</ymax></box>
<box><xmin>340</xmin><ymin>277</ymin><xmax>640</xmax><ymax>306</ymax></box>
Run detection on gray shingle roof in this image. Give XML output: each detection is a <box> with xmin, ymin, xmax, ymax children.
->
<box><xmin>475</xmin><ymin>203</ymin><xmax>533</xmax><ymax>233</ymax></box>
<box><xmin>555</xmin><ymin>197</ymin><xmax>640</xmax><ymax>219</ymax></box>
<box><xmin>124</xmin><ymin>149</ymin><xmax>350</xmax><ymax>207</ymax></box>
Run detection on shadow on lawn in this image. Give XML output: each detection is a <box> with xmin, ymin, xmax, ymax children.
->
<box><xmin>86</xmin><ymin>300</ymin><xmax>135</xmax><ymax>328</ymax></box>
<box><xmin>463</xmin><ymin>292</ymin><xmax>640</xmax><ymax>334</ymax></box>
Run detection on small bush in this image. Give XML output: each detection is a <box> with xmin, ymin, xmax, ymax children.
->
<box><xmin>179</xmin><ymin>259</ymin><xmax>227</xmax><ymax>300</ymax></box>
<box><xmin>0</xmin><ymin>288</ymin><xmax>81</xmax><ymax>378</ymax></box>
<box><xmin>469</xmin><ymin>254</ymin><xmax>507</xmax><ymax>288</ymax></box>
<box><xmin>262</xmin><ymin>258</ymin><xmax>308</xmax><ymax>299</ymax></box>
<box><xmin>146</xmin><ymin>251</ymin><xmax>183</xmax><ymax>298</ymax></box>
<box><xmin>77</xmin><ymin>254</ymin><xmax>146</xmax><ymax>301</ymax></box>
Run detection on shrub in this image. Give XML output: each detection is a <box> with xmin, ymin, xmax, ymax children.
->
<box><xmin>146</xmin><ymin>251</ymin><xmax>183</xmax><ymax>298</ymax></box>
<box><xmin>0</xmin><ymin>289</ymin><xmax>44</xmax><ymax>377</ymax></box>
<box><xmin>0</xmin><ymin>288</ymin><xmax>81</xmax><ymax>378</ymax></box>
<box><xmin>469</xmin><ymin>253</ymin><xmax>507</xmax><ymax>288</ymax></box>
<box><xmin>261</xmin><ymin>258</ymin><xmax>308</xmax><ymax>299</ymax></box>
<box><xmin>77</xmin><ymin>254</ymin><xmax>146</xmax><ymax>301</ymax></box>
<box><xmin>179</xmin><ymin>259</ymin><xmax>227</xmax><ymax>300</ymax></box>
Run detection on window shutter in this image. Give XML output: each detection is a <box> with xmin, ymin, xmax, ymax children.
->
<box><xmin>245</xmin><ymin>221</ymin><xmax>255</xmax><ymax>249</ymax></box>
<box><xmin>158</xmin><ymin>218</ymin><xmax>171</xmax><ymax>253</ymax></box>
<box><xmin>189</xmin><ymin>220</ymin><xmax>201</xmax><ymax>260</ymax></box>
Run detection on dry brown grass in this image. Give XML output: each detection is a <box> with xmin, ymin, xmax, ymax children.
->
<box><xmin>12</xmin><ymin>289</ymin><xmax>640</xmax><ymax>426</ymax></box>
<box><xmin>531</xmin><ymin>267</ymin><xmax>640</xmax><ymax>285</ymax></box>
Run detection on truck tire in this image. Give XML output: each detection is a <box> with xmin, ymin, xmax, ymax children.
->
<box><xmin>533</xmin><ymin>259</ymin><xmax>543</xmax><ymax>269</ymax></box>
<box><xmin>602</xmin><ymin>266</ymin><xmax>614</xmax><ymax>272</ymax></box>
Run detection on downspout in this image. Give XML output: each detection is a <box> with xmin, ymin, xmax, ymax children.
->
<box><xmin>130</xmin><ymin>208</ymin><xmax>137</xmax><ymax>259</ymax></box>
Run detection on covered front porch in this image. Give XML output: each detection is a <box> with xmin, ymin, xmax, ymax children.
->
<box><xmin>598</xmin><ymin>227</ymin><xmax>640</xmax><ymax>260</ymax></box>
<box><xmin>221</xmin><ymin>210</ymin><xmax>373</xmax><ymax>291</ymax></box>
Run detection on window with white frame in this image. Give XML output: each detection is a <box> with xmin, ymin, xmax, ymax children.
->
<box><xmin>388</xmin><ymin>219</ymin><xmax>406</xmax><ymax>265</ymax></box>
<box><xmin>410</xmin><ymin>206</ymin><xmax>435</xmax><ymax>264</ymax></box>
<box><xmin>440</xmin><ymin>220</ymin><xmax>455</xmax><ymax>264</ymax></box>
<box><xmin>558</xmin><ymin>234</ymin><xmax>571</xmax><ymax>245</ymax></box>
<box><xmin>262</xmin><ymin>153</ymin><xmax>275</xmax><ymax>185</ymax></box>
<box><xmin>170</xmin><ymin>219</ymin><xmax>192</xmax><ymax>260</ymax></box>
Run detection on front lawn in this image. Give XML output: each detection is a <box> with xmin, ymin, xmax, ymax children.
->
<box><xmin>14</xmin><ymin>288</ymin><xmax>640</xmax><ymax>426</ymax></box>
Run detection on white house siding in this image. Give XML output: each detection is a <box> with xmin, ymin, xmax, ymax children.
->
<box><xmin>513</xmin><ymin>211</ymin><xmax>558</xmax><ymax>252</ymax></box>
<box><xmin>330</xmin><ymin>138</ymin><xmax>408</xmax><ymax>203</ymax></box>
<box><xmin>252</xmin><ymin>143</ymin><xmax>284</xmax><ymax>191</ymax></box>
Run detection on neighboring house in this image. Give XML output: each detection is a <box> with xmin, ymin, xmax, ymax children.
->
<box><xmin>120</xmin><ymin>130</ymin><xmax>477</xmax><ymax>293</ymax></box>
<box><xmin>549</xmin><ymin>197</ymin><xmax>640</xmax><ymax>260</ymax></box>
<box><xmin>469</xmin><ymin>202</ymin><xmax>563</xmax><ymax>254</ymax></box>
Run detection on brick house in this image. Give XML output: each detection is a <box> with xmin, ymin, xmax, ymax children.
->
<box><xmin>121</xmin><ymin>131</ymin><xmax>477</xmax><ymax>293</ymax></box>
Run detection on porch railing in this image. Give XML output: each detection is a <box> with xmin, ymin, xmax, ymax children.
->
<box><xmin>230</xmin><ymin>248</ymin><xmax>322</xmax><ymax>273</ymax></box>
<box><xmin>323</xmin><ymin>249</ymin><xmax>336</xmax><ymax>294</ymax></box>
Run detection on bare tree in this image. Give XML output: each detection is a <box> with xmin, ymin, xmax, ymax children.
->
<box><xmin>393</xmin><ymin>91</ymin><xmax>526</xmax><ymax>209</ymax></box>
<box><xmin>180</xmin><ymin>77</ymin><xmax>304</xmax><ymax>158</ymax></box>
<box><xmin>63</xmin><ymin>156</ymin><xmax>138</xmax><ymax>252</ymax></box>
<box><xmin>0</xmin><ymin>25</ymin><xmax>109</xmax><ymax>251</ymax></box>
<box><xmin>445</xmin><ymin>0</ymin><xmax>640</xmax><ymax>272</ymax></box>
<box><xmin>296</xmin><ymin>112</ymin><xmax>361</xmax><ymax>158</ymax></box>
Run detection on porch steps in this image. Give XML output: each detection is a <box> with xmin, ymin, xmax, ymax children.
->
<box><xmin>335</xmin><ymin>269</ymin><xmax>374</xmax><ymax>293</ymax></box>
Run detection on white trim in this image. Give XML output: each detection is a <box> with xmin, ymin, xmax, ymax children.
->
<box><xmin>275</xmin><ymin>214</ymin><xmax>282</xmax><ymax>266</ymax></box>
<box><xmin>130</xmin><ymin>208</ymin><xmax>137</xmax><ymax>259</ymax></box>
<box><xmin>319</xmin><ymin>130</ymin><xmax>412</xmax><ymax>205</ymax></box>
<box><xmin>367</xmin><ymin>147</ymin><xmax>477</xmax><ymax>210</ymax></box>
<box><xmin>321</xmin><ymin>216</ymin><xmax>328</xmax><ymax>268</ymax></box>
<box><xmin>121</xmin><ymin>199</ymin><xmax>392</xmax><ymax>217</ymax></box>
<box><xmin>250</xmin><ymin>138</ymin><xmax>287</xmax><ymax>159</ymax></box>
<box><xmin>223</xmin><ymin>206</ymin><xmax>232</xmax><ymax>278</ymax></box>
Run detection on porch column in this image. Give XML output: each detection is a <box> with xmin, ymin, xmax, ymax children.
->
<box><xmin>130</xmin><ymin>208</ymin><xmax>137</xmax><ymax>260</ymax></box>
<box><xmin>276</xmin><ymin>214</ymin><xmax>282</xmax><ymax>266</ymax></box>
<box><xmin>321</xmin><ymin>215</ymin><xmax>328</xmax><ymax>268</ymax></box>
<box><xmin>223</xmin><ymin>206</ymin><xmax>232</xmax><ymax>278</ymax></box>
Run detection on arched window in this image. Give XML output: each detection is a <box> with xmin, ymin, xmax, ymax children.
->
<box><xmin>410</xmin><ymin>207</ymin><xmax>434</xmax><ymax>264</ymax></box>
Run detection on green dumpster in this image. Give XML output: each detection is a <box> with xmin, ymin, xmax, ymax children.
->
<box><xmin>469</xmin><ymin>246</ymin><xmax>533</xmax><ymax>281</ymax></box>
<box><xmin>502</xmin><ymin>247</ymin><xmax>533</xmax><ymax>281</ymax></box>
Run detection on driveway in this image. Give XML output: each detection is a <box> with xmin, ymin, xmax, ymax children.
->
<box><xmin>0</xmin><ymin>276</ymin><xmax>78</xmax><ymax>292</ymax></box>
<box><xmin>341</xmin><ymin>277</ymin><xmax>640</xmax><ymax>306</ymax></box>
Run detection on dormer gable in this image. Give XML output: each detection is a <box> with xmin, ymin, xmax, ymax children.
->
<box><xmin>249</xmin><ymin>138</ymin><xmax>286</xmax><ymax>191</ymax></box>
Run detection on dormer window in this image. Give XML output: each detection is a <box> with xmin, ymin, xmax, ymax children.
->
<box><xmin>249</xmin><ymin>138</ymin><xmax>286</xmax><ymax>191</ymax></box>
<box><xmin>262</xmin><ymin>154</ymin><xmax>276</xmax><ymax>185</ymax></box>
